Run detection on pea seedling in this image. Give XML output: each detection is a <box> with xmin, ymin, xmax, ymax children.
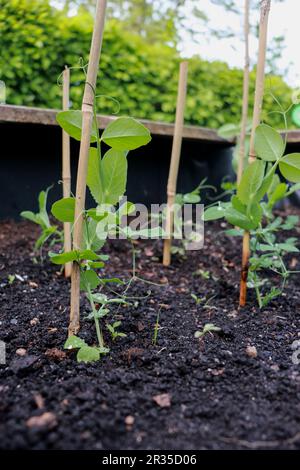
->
<box><xmin>204</xmin><ymin>124</ymin><xmax>300</xmax><ymax>307</ymax></box>
<box><xmin>107</xmin><ymin>321</ymin><xmax>127</xmax><ymax>341</ymax></box>
<box><xmin>50</xmin><ymin>73</ymin><xmax>151</xmax><ymax>362</ymax></box>
<box><xmin>21</xmin><ymin>186</ymin><xmax>62</xmax><ymax>257</ymax></box>
<box><xmin>191</xmin><ymin>293</ymin><xmax>203</xmax><ymax>305</ymax></box>
<box><xmin>194</xmin><ymin>323</ymin><xmax>221</xmax><ymax>339</ymax></box>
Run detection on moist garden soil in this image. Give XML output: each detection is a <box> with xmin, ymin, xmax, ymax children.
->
<box><xmin>1</xmin><ymin>215</ymin><xmax>300</xmax><ymax>450</ymax></box>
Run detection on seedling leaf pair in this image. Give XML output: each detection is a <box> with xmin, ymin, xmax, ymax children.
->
<box><xmin>56</xmin><ymin>111</ymin><xmax>151</xmax><ymax>150</ymax></box>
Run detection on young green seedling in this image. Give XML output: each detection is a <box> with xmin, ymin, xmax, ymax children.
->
<box><xmin>8</xmin><ymin>274</ymin><xmax>15</xmax><ymax>285</ymax></box>
<box><xmin>204</xmin><ymin>124</ymin><xmax>300</xmax><ymax>307</ymax></box>
<box><xmin>191</xmin><ymin>293</ymin><xmax>203</xmax><ymax>305</ymax></box>
<box><xmin>107</xmin><ymin>321</ymin><xmax>127</xmax><ymax>341</ymax></box>
<box><xmin>21</xmin><ymin>186</ymin><xmax>62</xmax><ymax>256</ymax></box>
<box><xmin>50</xmin><ymin>62</ymin><xmax>151</xmax><ymax>361</ymax></box>
<box><xmin>194</xmin><ymin>323</ymin><xmax>221</xmax><ymax>339</ymax></box>
<box><xmin>152</xmin><ymin>308</ymin><xmax>162</xmax><ymax>345</ymax></box>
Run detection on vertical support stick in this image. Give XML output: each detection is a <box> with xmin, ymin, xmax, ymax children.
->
<box><xmin>163</xmin><ymin>61</ymin><xmax>188</xmax><ymax>266</ymax></box>
<box><xmin>239</xmin><ymin>0</ymin><xmax>271</xmax><ymax>307</ymax></box>
<box><xmin>237</xmin><ymin>0</ymin><xmax>250</xmax><ymax>185</ymax></box>
<box><xmin>62</xmin><ymin>66</ymin><xmax>72</xmax><ymax>278</ymax></box>
<box><xmin>69</xmin><ymin>0</ymin><xmax>107</xmax><ymax>337</ymax></box>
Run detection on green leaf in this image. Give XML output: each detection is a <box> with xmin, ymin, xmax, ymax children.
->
<box><xmin>49</xmin><ymin>250</ymin><xmax>78</xmax><ymax>264</ymax></box>
<box><xmin>101</xmin><ymin>117</ymin><xmax>151</xmax><ymax>150</ymax></box>
<box><xmin>248</xmin><ymin>203</ymin><xmax>263</xmax><ymax>227</ymax></box>
<box><xmin>203</xmin><ymin>205</ymin><xmax>226</xmax><ymax>221</ymax></box>
<box><xmin>279</xmin><ymin>153</ymin><xmax>300</xmax><ymax>182</ymax></box>
<box><xmin>100</xmin><ymin>278</ymin><xmax>124</xmax><ymax>285</ymax></box>
<box><xmin>268</xmin><ymin>182</ymin><xmax>287</xmax><ymax>207</ymax></box>
<box><xmin>83</xmin><ymin>218</ymin><xmax>106</xmax><ymax>252</ymax></box>
<box><xmin>89</xmin><ymin>261</ymin><xmax>105</xmax><ymax>269</ymax></box>
<box><xmin>79</xmin><ymin>249</ymin><xmax>101</xmax><ymax>261</ymax></box>
<box><xmin>77</xmin><ymin>345</ymin><xmax>100</xmax><ymax>363</ymax></box>
<box><xmin>87</xmin><ymin>147</ymin><xmax>103</xmax><ymax>205</ymax></box>
<box><xmin>267</xmin><ymin>174</ymin><xmax>281</xmax><ymax>197</ymax></box>
<box><xmin>38</xmin><ymin>187</ymin><xmax>51</xmax><ymax>228</ymax></box>
<box><xmin>35</xmin><ymin>227</ymin><xmax>57</xmax><ymax>250</ymax></box>
<box><xmin>117</xmin><ymin>201</ymin><xmax>135</xmax><ymax>217</ymax></box>
<box><xmin>286</xmin><ymin>182</ymin><xmax>300</xmax><ymax>196</ymax></box>
<box><xmin>51</xmin><ymin>197</ymin><xmax>75</xmax><ymax>222</ymax></box>
<box><xmin>218</xmin><ymin>123</ymin><xmax>240</xmax><ymax>139</ymax></box>
<box><xmin>64</xmin><ymin>335</ymin><xmax>86</xmax><ymax>350</ymax></box>
<box><xmin>56</xmin><ymin>110</ymin><xmax>98</xmax><ymax>142</ymax></box>
<box><xmin>80</xmin><ymin>269</ymin><xmax>100</xmax><ymax>291</ymax></box>
<box><xmin>101</xmin><ymin>149</ymin><xmax>128</xmax><ymax>204</ymax></box>
<box><xmin>254</xmin><ymin>170</ymin><xmax>274</xmax><ymax>203</ymax></box>
<box><xmin>231</xmin><ymin>195</ymin><xmax>246</xmax><ymax>214</ymax></box>
<box><xmin>20</xmin><ymin>211</ymin><xmax>38</xmax><ymax>224</ymax></box>
<box><xmin>276</xmin><ymin>242</ymin><xmax>299</xmax><ymax>253</ymax></box>
<box><xmin>254</xmin><ymin>124</ymin><xmax>285</xmax><ymax>161</ymax></box>
<box><xmin>183</xmin><ymin>193</ymin><xmax>201</xmax><ymax>203</ymax></box>
<box><xmin>281</xmin><ymin>215</ymin><xmax>299</xmax><ymax>229</ymax></box>
<box><xmin>225</xmin><ymin>207</ymin><xmax>257</xmax><ymax>230</ymax></box>
<box><xmin>88</xmin><ymin>147</ymin><xmax>128</xmax><ymax>205</ymax></box>
<box><xmin>237</xmin><ymin>160</ymin><xmax>265</xmax><ymax>205</ymax></box>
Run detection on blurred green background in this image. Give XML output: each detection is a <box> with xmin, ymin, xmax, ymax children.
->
<box><xmin>0</xmin><ymin>0</ymin><xmax>294</xmax><ymax>128</ymax></box>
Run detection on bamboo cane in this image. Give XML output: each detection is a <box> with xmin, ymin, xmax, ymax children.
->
<box><xmin>163</xmin><ymin>61</ymin><xmax>188</xmax><ymax>267</ymax></box>
<box><xmin>237</xmin><ymin>0</ymin><xmax>250</xmax><ymax>185</ymax></box>
<box><xmin>62</xmin><ymin>66</ymin><xmax>72</xmax><ymax>278</ymax></box>
<box><xmin>69</xmin><ymin>0</ymin><xmax>107</xmax><ymax>336</ymax></box>
<box><xmin>239</xmin><ymin>0</ymin><xmax>271</xmax><ymax>307</ymax></box>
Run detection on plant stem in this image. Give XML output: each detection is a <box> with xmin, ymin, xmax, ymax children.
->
<box><xmin>239</xmin><ymin>230</ymin><xmax>250</xmax><ymax>306</ymax></box>
<box><xmin>254</xmin><ymin>277</ymin><xmax>263</xmax><ymax>309</ymax></box>
<box><xmin>86</xmin><ymin>284</ymin><xmax>104</xmax><ymax>349</ymax></box>
<box><xmin>69</xmin><ymin>0</ymin><xmax>107</xmax><ymax>337</ymax></box>
<box><xmin>239</xmin><ymin>0</ymin><xmax>271</xmax><ymax>308</ymax></box>
<box><xmin>130</xmin><ymin>238</ymin><xmax>136</xmax><ymax>278</ymax></box>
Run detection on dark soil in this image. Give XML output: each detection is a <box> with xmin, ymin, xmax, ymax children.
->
<box><xmin>1</xmin><ymin>216</ymin><xmax>300</xmax><ymax>450</ymax></box>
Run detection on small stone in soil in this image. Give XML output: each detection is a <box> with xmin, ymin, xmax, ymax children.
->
<box><xmin>125</xmin><ymin>415</ymin><xmax>135</xmax><ymax>428</ymax></box>
<box><xmin>246</xmin><ymin>345</ymin><xmax>258</xmax><ymax>358</ymax></box>
<box><xmin>26</xmin><ymin>412</ymin><xmax>57</xmax><ymax>429</ymax></box>
<box><xmin>16</xmin><ymin>348</ymin><xmax>27</xmax><ymax>356</ymax></box>
<box><xmin>153</xmin><ymin>393</ymin><xmax>171</xmax><ymax>408</ymax></box>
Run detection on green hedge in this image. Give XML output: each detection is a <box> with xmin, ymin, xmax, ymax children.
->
<box><xmin>0</xmin><ymin>0</ymin><xmax>293</xmax><ymax>128</ymax></box>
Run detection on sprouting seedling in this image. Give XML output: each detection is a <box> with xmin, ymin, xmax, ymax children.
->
<box><xmin>204</xmin><ymin>120</ymin><xmax>300</xmax><ymax>308</ymax></box>
<box><xmin>64</xmin><ymin>334</ymin><xmax>109</xmax><ymax>363</ymax></box>
<box><xmin>8</xmin><ymin>274</ymin><xmax>15</xmax><ymax>285</ymax></box>
<box><xmin>193</xmin><ymin>269</ymin><xmax>210</xmax><ymax>280</ymax></box>
<box><xmin>152</xmin><ymin>308</ymin><xmax>162</xmax><ymax>345</ymax></box>
<box><xmin>51</xmin><ymin>61</ymin><xmax>151</xmax><ymax>361</ymax></box>
<box><xmin>247</xmin><ymin>216</ymin><xmax>300</xmax><ymax>307</ymax></box>
<box><xmin>107</xmin><ymin>321</ymin><xmax>127</xmax><ymax>341</ymax></box>
<box><xmin>194</xmin><ymin>323</ymin><xmax>221</xmax><ymax>339</ymax></box>
<box><xmin>20</xmin><ymin>186</ymin><xmax>62</xmax><ymax>257</ymax></box>
<box><xmin>191</xmin><ymin>293</ymin><xmax>203</xmax><ymax>305</ymax></box>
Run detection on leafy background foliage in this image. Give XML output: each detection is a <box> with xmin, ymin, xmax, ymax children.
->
<box><xmin>0</xmin><ymin>0</ymin><xmax>293</xmax><ymax>128</ymax></box>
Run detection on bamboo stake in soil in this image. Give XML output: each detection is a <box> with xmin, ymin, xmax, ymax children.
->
<box><xmin>237</xmin><ymin>0</ymin><xmax>250</xmax><ymax>185</ymax></box>
<box><xmin>163</xmin><ymin>61</ymin><xmax>188</xmax><ymax>267</ymax></box>
<box><xmin>62</xmin><ymin>66</ymin><xmax>72</xmax><ymax>278</ymax></box>
<box><xmin>69</xmin><ymin>0</ymin><xmax>107</xmax><ymax>337</ymax></box>
<box><xmin>239</xmin><ymin>0</ymin><xmax>271</xmax><ymax>307</ymax></box>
